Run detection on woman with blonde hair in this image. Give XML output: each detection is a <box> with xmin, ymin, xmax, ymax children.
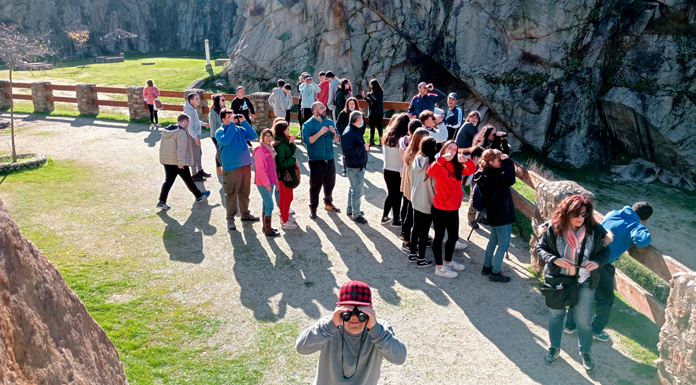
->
<box><xmin>400</xmin><ymin>128</ymin><xmax>430</xmax><ymax>254</ymax></box>
<box><xmin>380</xmin><ymin>113</ymin><xmax>410</xmax><ymax>226</ymax></box>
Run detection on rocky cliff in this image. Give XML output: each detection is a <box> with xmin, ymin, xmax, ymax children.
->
<box><xmin>3</xmin><ymin>0</ymin><xmax>695</xmax><ymax>187</ymax></box>
<box><xmin>0</xmin><ymin>200</ymin><xmax>128</xmax><ymax>385</ymax></box>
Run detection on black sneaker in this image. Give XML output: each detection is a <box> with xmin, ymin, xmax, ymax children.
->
<box><xmin>400</xmin><ymin>243</ymin><xmax>412</xmax><ymax>254</ymax></box>
<box><xmin>489</xmin><ymin>271</ymin><xmax>511</xmax><ymax>283</ymax></box>
<box><xmin>341</xmin><ymin>169</ymin><xmax>347</xmax><ymax>177</ymax></box>
<box><xmin>391</xmin><ymin>219</ymin><xmax>402</xmax><ymax>228</ymax></box>
<box><xmin>581</xmin><ymin>352</ymin><xmax>595</xmax><ymax>372</ymax></box>
<box><xmin>544</xmin><ymin>347</ymin><xmax>560</xmax><ymax>365</ymax></box>
<box><xmin>309</xmin><ymin>207</ymin><xmax>317</xmax><ymax>219</ymax></box>
<box><xmin>408</xmin><ymin>254</ymin><xmax>418</xmax><ymax>262</ymax></box>
<box><xmin>425</xmin><ymin>238</ymin><xmax>433</xmax><ymax>248</ymax></box>
<box><xmin>416</xmin><ymin>259</ymin><xmax>433</xmax><ymax>268</ymax></box>
<box><xmin>200</xmin><ymin>170</ymin><xmax>212</xmax><ymax>178</ymax></box>
<box><xmin>481</xmin><ymin>265</ymin><xmax>493</xmax><ymax>276</ymax></box>
<box><xmin>381</xmin><ymin>216</ymin><xmax>391</xmax><ymax>225</ymax></box>
<box><xmin>192</xmin><ymin>174</ymin><xmax>206</xmax><ymax>182</ymax></box>
<box><xmin>352</xmin><ymin>216</ymin><xmax>368</xmax><ymax>224</ymax></box>
<box><xmin>469</xmin><ymin>221</ymin><xmax>480</xmax><ymax>230</ymax></box>
<box><xmin>398</xmin><ymin>232</ymin><xmax>404</xmax><ymax>240</ymax></box>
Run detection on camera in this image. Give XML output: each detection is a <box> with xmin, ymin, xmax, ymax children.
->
<box><xmin>233</xmin><ymin>114</ymin><xmax>245</xmax><ymax>120</ymax></box>
<box><xmin>341</xmin><ymin>307</ymin><xmax>368</xmax><ymax>323</ymax></box>
<box><xmin>495</xmin><ymin>131</ymin><xmax>508</xmax><ymax>139</ymax></box>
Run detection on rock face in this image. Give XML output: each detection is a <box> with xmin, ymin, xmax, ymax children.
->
<box><xmin>528</xmin><ymin>180</ymin><xmax>596</xmax><ymax>274</ymax></box>
<box><xmin>656</xmin><ymin>272</ymin><xmax>696</xmax><ymax>385</ymax></box>
<box><xmin>4</xmin><ymin>0</ymin><xmax>696</xmax><ymax>186</ymax></box>
<box><xmin>0</xmin><ymin>200</ymin><xmax>128</xmax><ymax>385</ymax></box>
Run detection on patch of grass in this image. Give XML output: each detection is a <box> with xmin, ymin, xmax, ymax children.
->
<box><xmin>6</xmin><ymin>101</ymin><xmax>179</xmax><ymax>126</ymax></box>
<box><xmin>610</xmin><ymin>293</ymin><xmax>660</xmax><ymax>367</ymax></box>
<box><xmin>614</xmin><ymin>255</ymin><xmax>670</xmax><ymax>303</ymax></box>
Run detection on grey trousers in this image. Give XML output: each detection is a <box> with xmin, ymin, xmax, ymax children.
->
<box><xmin>188</xmin><ymin>134</ymin><xmax>203</xmax><ymax>175</ymax></box>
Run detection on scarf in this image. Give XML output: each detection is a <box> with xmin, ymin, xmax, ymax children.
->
<box><xmin>261</xmin><ymin>142</ymin><xmax>277</xmax><ymax>157</ymax></box>
<box><xmin>562</xmin><ymin>225</ymin><xmax>586</xmax><ymax>276</ymax></box>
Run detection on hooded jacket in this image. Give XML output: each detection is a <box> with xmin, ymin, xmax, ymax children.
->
<box><xmin>215</xmin><ymin>120</ymin><xmax>257</xmax><ymax>171</ymax></box>
<box><xmin>426</xmin><ymin>155</ymin><xmax>477</xmax><ymax>211</ymax></box>
<box><xmin>268</xmin><ymin>87</ymin><xmax>288</xmax><ymax>118</ymax></box>
<box><xmin>472</xmin><ymin>158</ymin><xmax>516</xmax><ymax>227</ymax></box>
<box><xmin>183</xmin><ymin>101</ymin><xmax>202</xmax><ymax>140</ymax></box>
<box><xmin>602</xmin><ymin>206</ymin><xmax>652</xmax><ymax>263</ymax></box>
<box><xmin>410</xmin><ymin>155</ymin><xmax>436</xmax><ymax>214</ymax></box>
<box><xmin>159</xmin><ymin>124</ymin><xmax>193</xmax><ymax>166</ymax></box>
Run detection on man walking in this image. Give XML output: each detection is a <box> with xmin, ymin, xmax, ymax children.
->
<box><xmin>408</xmin><ymin>82</ymin><xmax>445</xmax><ymax>118</ymax></box>
<box><xmin>295</xmin><ymin>280</ymin><xmax>407</xmax><ymax>385</ymax></box>
<box><xmin>156</xmin><ymin>114</ymin><xmax>210</xmax><ymax>210</ymax></box>
<box><xmin>565</xmin><ymin>202</ymin><xmax>653</xmax><ymax>341</ymax></box>
<box><xmin>268</xmin><ymin>79</ymin><xmax>288</xmax><ymax>121</ymax></box>
<box><xmin>216</xmin><ymin>109</ymin><xmax>260</xmax><ymax>230</ymax></box>
<box><xmin>302</xmin><ymin>102</ymin><xmax>341</xmax><ymax>219</ymax></box>
<box><xmin>341</xmin><ymin>111</ymin><xmax>369</xmax><ymax>224</ymax></box>
<box><xmin>183</xmin><ymin>93</ymin><xmax>210</xmax><ymax>182</ymax></box>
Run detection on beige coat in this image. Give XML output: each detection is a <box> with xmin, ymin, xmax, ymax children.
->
<box><xmin>159</xmin><ymin>125</ymin><xmax>194</xmax><ymax>166</ymax></box>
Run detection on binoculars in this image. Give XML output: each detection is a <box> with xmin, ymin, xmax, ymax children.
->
<box><xmin>341</xmin><ymin>307</ymin><xmax>368</xmax><ymax>323</ymax></box>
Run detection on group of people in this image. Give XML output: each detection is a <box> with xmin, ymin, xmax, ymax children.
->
<box><xmin>152</xmin><ymin>74</ymin><xmax>655</xmax><ymax>380</ymax></box>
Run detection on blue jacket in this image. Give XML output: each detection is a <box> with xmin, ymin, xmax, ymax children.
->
<box><xmin>443</xmin><ymin>106</ymin><xmax>464</xmax><ymax>131</ymax></box>
<box><xmin>215</xmin><ymin>120</ymin><xmax>257</xmax><ymax>171</ymax></box>
<box><xmin>408</xmin><ymin>88</ymin><xmax>445</xmax><ymax>117</ymax></box>
<box><xmin>602</xmin><ymin>206</ymin><xmax>652</xmax><ymax>263</ymax></box>
<box><xmin>341</xmin><ymin>124</ymin><xmax>367</xmax><ymax>169</ymax></box>
<box><xmin>299</xmin><ymin>83</ymin><xmax>321</xmax><ymax>108</ymax></box>
<box><xmin>302</xmin><ymin>117</ymin><xmax>336</xmax><ymax>161</ymax></box>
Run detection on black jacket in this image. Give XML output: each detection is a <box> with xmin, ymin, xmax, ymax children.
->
<box><xmin>483</xmin><ymin>136</ymin><xmax>510</xmax><ymax>155</ymax></box>
<box><xmin>231</xmin><ymin>97</ymin><xmax>255</xmax><ymax>120</ymax></box>
<box><xmin>365</xmin><ymin>90</ymin><xmax>384</xmax><ymax>117</ymax></box>
<box><xmin>341</xmin><ymin>124</ymin><xmax>368</xmax><ymax>169</ymax></box>
<box><xmin>536</xmin><ymin>223</ymin><xmax>611</xmax><ymax>289</ymax></box>
<box><xmin>336</xmin><ymin>110</ymin><xmax>350</xmax><ymax>135</ymax></box>
<box><xmin>473</xmin><ymin>158</ymin><xmax>516</xmax><ymax>227</ymax></box>
<box><xmin>455</xmin><ymin>122</ymin><xmax>479</xmax><ymax>149</ymax></box>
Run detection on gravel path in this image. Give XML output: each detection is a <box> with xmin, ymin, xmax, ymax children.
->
<box><xmin>0</xmin><ymin>113</ymin><xmax>651</xmax><ymax>384</ymax></box>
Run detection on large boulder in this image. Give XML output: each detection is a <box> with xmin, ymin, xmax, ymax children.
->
<box><xmin>0</xmin><ymin>200</ymin><xmax>128</xmax><ymax>385</ymax></box>
<box><xmin>655</xmin><ymin>272</ymin><xmax>696</xmax><ymax>385</ymax></box>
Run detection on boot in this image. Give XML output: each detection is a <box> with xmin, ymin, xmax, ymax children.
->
<box><xmin>265</xmin><ymin>215</ymin><xmax>280</xmax><ymax>237</ymax></box>
<box><xmin>261</xmin><ymin>215</ymin><xmax>268</xmax><ymax>234</ymax></box>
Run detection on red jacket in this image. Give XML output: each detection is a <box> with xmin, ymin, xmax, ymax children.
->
<box><xmin>317</xmin><ymin>81</ymin><xmax>330</xmax><ymax>106</ymax></box>
<box><xmin>427</xmin><ymin>156</ymin><xmax>476</xmax><ymax>211</ymax></box>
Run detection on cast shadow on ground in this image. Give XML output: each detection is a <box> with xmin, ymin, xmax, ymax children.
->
<box><xmin>231</xmin><ymin>221</ymin><xmax>338</xmax><ymax>321</ymax></box>
<box><xmin>157</xmin><ymin>201</ymin><xmax>218</xmax><ymax>264</ymax></box>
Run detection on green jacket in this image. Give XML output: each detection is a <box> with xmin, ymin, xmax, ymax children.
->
<box><xmin>274</xmin><ymin>135</ymin><xmax>296</xmax><ymax>169</ymax></box>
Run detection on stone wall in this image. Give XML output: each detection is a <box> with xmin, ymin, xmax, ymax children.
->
<box><xmin>126</xmin><ymin>86</ymin><xmax>149</xmax><ymax>120</ymax></box>
<box><xmin>0</xmin><ymin>200</ymin><xmax>128</xmax><ymax>385</ymax></box>
<box><xmin>529</xmin><ymin>180</ymin><xmax>596</xmax><ymax>274</ymax></box>
<box><xmin>76</xmin><ymin>83</ymin><xmax>99</xmax><ymax>115</ymax></box>
<box><xmin>30</xmin><ymin>81</ymin><xmax>53</xmax><ymax>112</ymax></box>
<box><xmin>655</xmin><ymin>272</ymin><xmax>696</xmax><ymax>385</ymax></box>
<box><xmin>250</xmin><ymin>92</ymin><xmax>271</xmax><ymax>130</ymax></box>
<box><xmin>0</xmin><ymin>80</ymin><xmax>11</xmax><ymax>109</ymax></box>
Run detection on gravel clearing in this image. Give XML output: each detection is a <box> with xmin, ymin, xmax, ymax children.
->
<box><xmin>0</xmin><ymin>112</ymin><xmax>651</xmax><ymax>384</ymax></box>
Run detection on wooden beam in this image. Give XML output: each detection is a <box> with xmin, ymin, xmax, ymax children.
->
<box><xmin>94</xmin><ymin>100</ymin><xmax>129</xmax><ymax>108</ymax></box>
<box><xmin>10</xmin><ymin>82</ymin><xmax>32</xmax><ymax>88</ymax></box>
<box><xmin>614</xmin><ymin>269</ymin><xmax>666</xmax><ymax>326</ymax></box>
<box><xmin>158</xmin><ymin>90</ymin><xmax>186</xmax><ymax>98</ymax></box>
<box><xmin>92</xmin><ymin>86</ymin><xmax>127</xmax><ymax>94</ymax></box>
<box><xmin>511</xmin><ymin>188</ymin><xmax>539</xmax><ymax>221</ymax></box>
<box><xmin>627</xmin><ymin>245</ymin><xmax>691</xmax><ymax>283</ymax></box>
<box><xmin>48</xmin><ymin>84</ymin><xmax>76</xmax><ymax>92</ymax></box>
<box><xmin>50</xmin><ymin>96</ymin><xmax>77</xmax><ymax>103</ymax></box>
<box><xmin>11</xmin><ymin>94</ymin><xmax>32</xmax><ymax>101</ymax></box>
<box><xmin>513</xmin><ymin>161</ymin><xmax>548</xmax><ymax>189</ymax></box>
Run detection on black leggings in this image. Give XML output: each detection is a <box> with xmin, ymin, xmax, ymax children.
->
<box><xmin>431</xmin><ymin>206</ymin><xmax>459</xmax><ymax>266</ymax></box>
<box><xmin>159</xmin><ymin>164</ymin><xmax>202</xmax><ymax>203</ymax></box>
<box><xmin>401</xmin><ymin>198</ymin><xmax>414</xmax><ymax>243</ymax></box>
<box><xmin>369</xmin><ymin>115</ymin><xmax>383</xmax><ymax>144</ymax></box>
<box><xmin>411</xmin><ymin>209</ymin><xmax>433</xmax><ymax>260</ymax></box>
<box><xmin>148</xmin><ymin>104</ymin><xmax>158</xmax><ymax>124</ymax></box>
<box><xmin>382</xmin><ymin>170</ymin><xmax>402</xmax><ymax>219</ymax></box>
<box><xmin>211</xmin><ymin>137</ymin><xmax>221</xmax><ymax>168</ymax></box>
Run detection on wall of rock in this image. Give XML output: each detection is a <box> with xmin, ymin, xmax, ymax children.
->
<box><xmin>0</xmin><ymin>200</ymin><xmax>128</xmax><ymax>385</ymax></box>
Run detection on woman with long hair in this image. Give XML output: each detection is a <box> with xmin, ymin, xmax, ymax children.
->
<box><xmin>407</xmin><ymin>136</ymin><xmax>438</xmax><ymax>267</ymax></box>
<box><xmin>143</xmin><ymin>79</ymin><xmax>160</xmax><ymax>129</ymax></box>
<box><xmin>380</xmin><ymin>113</ymin><xmax>410</xmax><ymax>226</ymax></box>
<box><xmin>335</xmin><ymin>78</ymin><xmax>353</xmax><ymax>113</ymax></box>
<box><xmin>254</xmin><ymin>128</ymin><xmax>281</xmax><ymax>237</ymax></box>
<box><xmin>363</xmin><ymin>79</ymin><xmax>384</xmax><ymax>146</ymax></box>
<box><xmin>454</xmin><ymin>110</ymin><xmax>481</xmax><ymax>149</ymax></box>
<box><xmin>473</xmin><ymin>149</ymin><xmax>516</xmax><ymax>282</ymax></box>
<box><xmin>336</xmin><ymin>97</ymin><xmax>363</xmax><ymax>177</ymax></box>
<box><xmin>209</xmin><ymin>94</ymin><xmax>226</xmax><ymax>175</ymax></box>
<box><xmin>400</xmin><ymin>128</ymin><xmax>430</xmax><ymax>254</ymax></box>
<box><xmin>426</xmin><ymin>140</ymin><xmax>476</xmax><ymax>278</ymax></box>
<box><xmin>536</xmin><ymin>194</ymin><xmax>611</xmax><ymax>372</ymax></box>
<box><xmin>472</xmin><ymin>124</ymin><xmax>509</xmax><ymax>154</ymax></box>
<box><xmin>272</xmin><ymin>120</ymin><xmax>298</xmax><ymax>230</ymax></box>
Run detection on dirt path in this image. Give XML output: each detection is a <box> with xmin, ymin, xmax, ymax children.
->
<box><xmin>0</xmin><ymin>113</ymin><xmax>653</xmax><ymax>384</ymax></box>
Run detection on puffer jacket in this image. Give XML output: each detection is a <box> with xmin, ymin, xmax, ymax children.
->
<box><xmin>536</xmin><ymin>222</ymin><xmax>612</xmax><ymax>289</ymax></box>
<box><xmin>159</xmin><ymin>124</ymin><xmax>193</xmax><ymax>166</ymax></box>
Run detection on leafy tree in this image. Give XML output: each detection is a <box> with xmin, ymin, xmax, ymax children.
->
<box><xmin>66</xmin><ymin>29</ymin><xmax>90</xmax><ymax>64</ymax></box>
<box><xmin>0</xmin><ymin>24</ymin><xmax>54</xmax><ymax>162</ymax></box>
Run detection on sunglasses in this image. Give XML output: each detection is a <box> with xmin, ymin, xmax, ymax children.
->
<box><xmin>571</xmin><ymin>212</ymin><xmax>590</xmax><ymax>219</ymax></box>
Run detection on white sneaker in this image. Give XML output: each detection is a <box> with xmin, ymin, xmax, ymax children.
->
<box><xmin>454</xmin><ymin>240</ymin><xmax>468</xmax><ymax>251</ymax></box>
<box><xmin>150</xmin><ymin>123</ymin><xmax>155</xmax><ymax>129</ymax></box>
<box><xmin>281</xmin><ymin>221</ymin><xmax>298</xmax><ymax>229</ymax></box>
<box><xmin>156</xmin><ymin>123</ymin><xmax>161</xmax><ymax>128</ymax></box>
<box><xmin>435</xmin><ymin>265</ymin><xmax>458</xmax><ymax>278</ymax></box>
<box><xmin>289</xmin><ymin>207</ymin><xmax>296</xmax><ymax>215</ymax></box>
<box><xmin>446</xmin><ymin>260</ymin><xmax>466</xmax><ymax>271</ymax></box>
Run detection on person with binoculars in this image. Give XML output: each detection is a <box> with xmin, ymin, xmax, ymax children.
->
<box><xmin>296</xmin><ymin>280</ymin><xmax>407</xmax><ymax>384</ymax></box>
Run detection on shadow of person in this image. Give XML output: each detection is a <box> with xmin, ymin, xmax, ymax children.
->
<box><xmin>157</xmin><ymin>201</ymin><xmax>218</xmax><ymax>264</ymax></box>
<box><xmin>143</xmin><ymin>129</ymin><xmax>161</xmax><ymax>147</ymax></box>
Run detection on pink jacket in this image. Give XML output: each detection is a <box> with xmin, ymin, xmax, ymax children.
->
<box><xmin>143</xmin><ymin>86</ymin><xmax>160</xmax><ymax>105</ymax></box>
<box><xmin>253</xmin><ymin>145</ymin><xmax>279</xmax><ymax>187</ymax></box>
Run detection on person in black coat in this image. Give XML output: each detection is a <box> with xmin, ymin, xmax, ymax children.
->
<box><xmin>341</xmin><ymin>111</ymin><xmax>370</xmax><ymax>223</ymax></box>
<box><xmin>472</xmin><ymin>125</ymin><xmax>509</xmax><ymax>155</ymax></box>
<box><xmin>363</xmin><ymin>79</ymin><xmax>384</xmax><ymax>146</ymax></box>
<box><xmin>336</xmin><ymin>97</ymin><xmax>363</xmax><ymax>177</ymax></box>
<box><xmin>454</xmin><ymin>110</ymin><xmax>481</xmax><ymax>149</ymax></box>
<box><xmin>473</xmin><ymin>149</ymin><xmax>516</xmax><ymax>283</ymax></box>
<box><xmin>536</xmin><ymin>194</ymin><xmax>611</xmax><ymax>372</ymax></box>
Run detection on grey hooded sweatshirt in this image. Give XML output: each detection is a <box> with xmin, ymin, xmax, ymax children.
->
<box><xmin>296</xmin><ymin>316</ymin><xmax>407</xmax><ymax>385</ymax></box>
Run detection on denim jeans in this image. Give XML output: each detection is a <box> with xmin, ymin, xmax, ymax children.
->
<box><xmin>256</xmin><ymin>184</ymin><xmax>277</xmax><ymax>216</ymax></box>
<box><xmin>566</xmin><ymin>264</ymin><xmax>615</xmax><ymax>334</ymax></box>
<box><xmin>346</xmin><ymin>167</ymin><xmax>365</xmax><ymax>217</ymax></box>
<box><xmin>483</xmin><ymin>223</ymin><xmax>512</xmax><ymax>273</ymax></box>
<box><xmin>548</xmin><ymin>280</ymin><xmax>595</xmax><ymax>354</ymax></box>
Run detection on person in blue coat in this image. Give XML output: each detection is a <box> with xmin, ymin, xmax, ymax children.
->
<box><xmin>341</xmin><ymin>111</ymin><xmax>370</xmax><ymax>224</ymax></box>
<box><xmin>565</xmin><ymin>202</ymin><xmax>653</xmax><ymax>341</ymax></box>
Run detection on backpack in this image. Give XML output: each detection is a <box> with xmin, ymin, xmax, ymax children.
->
<box><xmin>472</xmin><ymin>181</ymin><xmax>493</xmax><ymax>213</ymax></box>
